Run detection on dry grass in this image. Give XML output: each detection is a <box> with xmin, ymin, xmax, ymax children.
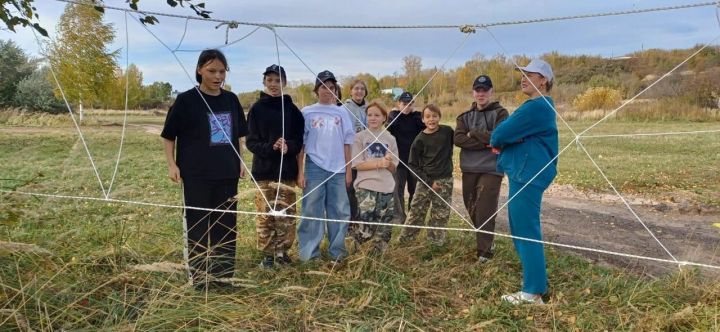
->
<box><xmin>1</xmin><ymin>115</ymin><xmax>719</xmax><ymax>330</ymax></box>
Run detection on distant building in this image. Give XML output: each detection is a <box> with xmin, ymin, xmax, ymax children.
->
<box><xmin>381</xmin><ymin>87</ymin><xmax>404</xmax><ymax>99</ymax></box>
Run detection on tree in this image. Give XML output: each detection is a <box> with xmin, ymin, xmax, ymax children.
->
<box><xmin>14</xmin><ymin>66</ymin><xmax>63</xmax><ymax>112</ymax></box>
<box><xmin>141</xmin><ymin>81</ymin><xmax>172</xmax><ymax>109</ymax></box>
<box><xmin>402</xmin><ymin>55</ymin><xmax>422</xmax><ymax>77</ymax></box>
<box><xmin>0</xmin><ymin>39</ymin><xmax>35</xmax><ymax>107</ymax></box>
<box><xmin>1</xmin><ymin>0</ymin><xmax>211</xmax><ymax>37</ymax></box>
<box><xmin>47</xmin><ymin>2</ymin><xmax>118</xmax><ymax>110</ymax></box>
<box><xmin>108</xmin><ymin>64</ymin><xmax>144</xmax><ymax>109</ymax></box>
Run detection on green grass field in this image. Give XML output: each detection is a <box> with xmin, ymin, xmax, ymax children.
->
<box><xmin>1</xmin><ymin>114</ymin><xmax>719</xmax><ymax>330</ymax></box>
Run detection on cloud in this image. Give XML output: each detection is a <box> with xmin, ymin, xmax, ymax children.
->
<box><xmin>4</xmin><ymin>0</ymin><xmax>718</xmax><ymax>93</ymax></box>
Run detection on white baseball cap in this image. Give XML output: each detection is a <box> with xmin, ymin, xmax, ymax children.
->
<box><xmin>516</xmin><ymin>59</ymin><xmax>554</xmax><ymax>83</ymax></box>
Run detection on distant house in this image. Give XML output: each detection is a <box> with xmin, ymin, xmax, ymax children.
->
<box><xmin>381</xmin><ymin>87</ymin><xmax>404</xmax><ymax>99</ymax></box>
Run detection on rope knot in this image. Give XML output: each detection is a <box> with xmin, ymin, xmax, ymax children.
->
<box><xmin>459</xmin><ymin>25</ymin><xmax>476</xmax><ymax>33</ymax></box>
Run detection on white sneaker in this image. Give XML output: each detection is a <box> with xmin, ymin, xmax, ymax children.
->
<box><xmin>501</xmin><ymin>291</ymin><xmax>544</xmax><ymax>305</ymax></box>
<box><xmin>477</xmin><ymin>256</ymin><xmax>491</xmax><ymax>264</ymax></box>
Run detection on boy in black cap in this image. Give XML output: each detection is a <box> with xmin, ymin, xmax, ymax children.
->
<box><xmin>454</xmin><ymin>75</ymin><xmax>508</xmax><ymax>263</ymax></box>
<box><xmin>387</xmin><ymin>91</ymin><xmax>425</xmax><ymax>223</ymax></box>
<box><xmin>246</xmin><ymin>64</ymin><xmax>305</xmax><ymax>268</ymax></box>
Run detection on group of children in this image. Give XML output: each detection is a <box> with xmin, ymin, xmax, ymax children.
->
<box><xmin>248</xmin><ymin>66</ymin><xmax>467</xmax><ymax>265</ymax></box>
<box><xmin>163</xmin><ymin>49</ymin><xmax>558</xmax><ymax>305</ymax></box>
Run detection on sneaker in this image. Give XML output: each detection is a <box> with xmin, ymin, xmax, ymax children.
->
<box><xmin>275</xmin><ymin>252</ymin><xmax>292</xmax><ymax>266</ymax></box>
<box><xmin>259</xmin><ymin>255</ymin><xmax>274</xmax><ymax>269</ymax></box>
<box><xmin>501</xmin><ymin>291</ymin><xmax>544</xmax><ymax>305</ymax></box>
<box><xmin>478</xmin><ymin>243</ymin><xmax>496</xmax><ymax>264</ymax></box>
<box><xmin>477</xmin><ymin>255</ymin><xmax>491</xmax><ymax>264</ymax></box>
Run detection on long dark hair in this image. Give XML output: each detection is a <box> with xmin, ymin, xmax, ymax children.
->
<box><xmin>195</xmin><ymin>49</ymin><xmax>228</xmax><ymax>83</ymax></box>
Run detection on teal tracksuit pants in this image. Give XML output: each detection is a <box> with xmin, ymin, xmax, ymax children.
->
<box><xmin>508</xmin><ymin>179</ymin><xmax>548</xmax><ymax>295</ymax></box>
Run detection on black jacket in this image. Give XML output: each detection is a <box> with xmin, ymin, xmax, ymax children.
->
<box><xmin>387</xmin><ymin>110</ymin><xmax>425</xmax><ymax>164</ymax></box>
<box><xmin>246</xmin><ymin>92</ymin><xmax>304</xmax><ymax>181</ymax></box>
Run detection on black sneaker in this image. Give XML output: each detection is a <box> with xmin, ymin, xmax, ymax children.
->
<box><xmin>275</xmin><ymin>252</ymin><xmax>292</xmax><ymax>266</ymax></box>
<box><xmin>259</xmin><ymin>255</ymin><xmax>274</xmax><ymax>269</ymax></box>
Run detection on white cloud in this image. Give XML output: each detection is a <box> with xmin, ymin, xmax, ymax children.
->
<box><xmin>3</xmin><ymin>0</ymin><xmax>718</xmax><ymax>93</ymax></box>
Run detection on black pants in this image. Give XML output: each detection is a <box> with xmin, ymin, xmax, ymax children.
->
<box><xmin>182</xmin><ymin>178</ymin><xmax>238</xmax><ymax>283</ymax></box>
<box><xmin>347</xmin><ymin>169</ymin><xmax>359</xmax><ymax>220</ymax></box>
<box><xmin>394</xmin><ymin>164</ymin><xmax>417</xmax><ymax>223</ymax></box>
<box><xmin>461</xmin><ymin>172</ymin><xmax>502</xmax><ymax>258</ymax></box>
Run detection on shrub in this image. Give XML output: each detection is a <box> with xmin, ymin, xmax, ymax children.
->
<box><xmin>13</xmin><ymin>67</ymin><xmax>64</xmax><ymax>113</ymax></box>
<box><xmin>573</xmin><ymin>87</ymin><xmax>622</xmax><ymax>111</ymax></box>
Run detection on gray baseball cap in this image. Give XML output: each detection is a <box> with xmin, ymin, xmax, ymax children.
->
<box><xmin>516</xmin><ymin>59</ymin><xmax>554</xmax><ymax>83</ymax></box>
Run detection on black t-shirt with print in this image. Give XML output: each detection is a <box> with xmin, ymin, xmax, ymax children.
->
<box><xmin>161</xmin><ymin>87</ymin><xmax>248</xmax><ymax>180</ymax></box>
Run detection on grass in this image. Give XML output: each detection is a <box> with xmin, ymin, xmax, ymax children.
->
<box><xmin>1</xmin><ymin>116</ymin><xmax>719</xmax><ymax>330</ymax></box>
<box><xmin>448</xmin><ymin>118</ymin><xmax>720</xmax><ymax>207</ymax></box>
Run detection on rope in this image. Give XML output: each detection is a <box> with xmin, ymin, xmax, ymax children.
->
<box><xmin>126</xmin><ymin>12</ymin><xmax>275</xmax><ymax>212</ymax></box>
<box><xmin>272</xmin><ymin>30</ymin><xmax>478</xmax><ymax>230</ymax></box>
<box><xmin>581</xmin><ymin>129</ymin><xmax>720</xmax><ymax>139</ymax></box>
<box><xmin>29</xmin><ymin>29</ymin><xmax>108</xmax><ymax>198</ymax></box>
<box><xmin>106</xmin><ymin>11</ymin><xmax>130</xmax><ymax>198</ymax></box>
<box><xmin>2</xmin><ymin>188</ymin><xmax>719</xmax><ymax>271</ymax></box>
<box><xmin>26</xmin><ymin>0</ymin><xmax>719</xmax><ymax>279</ymax></box>
<box><xmin>55</xmin><ymin>0</ymin><xmax>717</xmax><ymax>30</ymax></box>
<box><xmin>578</xmin><ymin>36</ymin><xmax>720</xmax><ymax>137</ymax></box>
<box><xmin>474</xmin><ymin>27</ymin><xmax>581</xmax><ymax>235</ymax></box>
<box><xmin>173</xmin><ymin>26</ymin><xmax>262</xmax><ymax>53</ymax></box>
<box><xmin>576</xmin><ymin>140</ymin><xmax>678</xmax><ymax>262</ymax></box>
<box><xmin>271</xmin><ymin>30</ymin><xmax>287</xmax><ymax>211</ymax></box>
<box><xmin>479</xmin><ymin>26</ymin><xmax>715</xmax><ymax>263</ymax></box>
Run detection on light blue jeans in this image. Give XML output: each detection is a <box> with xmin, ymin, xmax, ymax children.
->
<box><xmin>297</xmin><ymin>158</ymin><xmax>350</xmax><ymax>261</ymax></box>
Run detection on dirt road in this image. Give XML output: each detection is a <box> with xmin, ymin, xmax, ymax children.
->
<box><xmin>451</xmin><ymin>179</ymin><xmax>720</xmax><ymax>277</ymax></box>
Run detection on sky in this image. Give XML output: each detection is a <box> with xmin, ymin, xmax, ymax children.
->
<box><xmin>2</xmin><ymin>0</ymin><xmax>719</xmax><ymax>93</ymax></box>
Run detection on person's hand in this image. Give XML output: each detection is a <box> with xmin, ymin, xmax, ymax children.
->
<box><xmin>168</xmin><ymin>164</ymin><xmax>181</xmax><ymax>183</ymax></box>
<box><xmin>273</xmin><ymin>138</ymin><xmax>288</xmax><ymax>154</ymax></box>
<box><xmin>240</xmin><ymin>165</ymin><xmax>247</xmax><ymax>179</ymax></box>
<box><xmin>378</xmin><ymin>158</ymin><xmax>391</xmax><ymax>169</ymax></box>
<box><xmin>297</xmin><ymin>172</ymin><xmax>305</xmax><ymax>189</ymax></box>
<box><xmin>431</xmin><ymin>181</ymin><xmax>441</xmax><ymax>191</ymax></box>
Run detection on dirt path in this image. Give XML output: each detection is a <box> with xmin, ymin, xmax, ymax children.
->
<box><xmin>450</xmin><ymin>179</ymin><xmax>720</xmax><ymax>277</ymax></box>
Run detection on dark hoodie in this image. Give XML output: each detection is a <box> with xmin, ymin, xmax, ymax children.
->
<box><xmin>246</xmin><ymin>91</ymin><xmax>304</xmax><ymax>181</ymax></box>
<box><xmin>454</xmin><ymin>101</ymin><xmax>509</xmax><ymax>175</ymax></box>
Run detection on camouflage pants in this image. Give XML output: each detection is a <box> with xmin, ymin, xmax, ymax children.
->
<box><xmin>255</xmin><ymin>180</ymin><xmax>297</xmax><ymax>255</ymax></box>
<box><xmin>399</xmin><ymin>177</ymin><xmax>453</xmax><ymax>244</ymax></box>
<box><xmin>351</xmin><ymin>188</ymin><xmax>395</xmax><ymax>253</ymax></box>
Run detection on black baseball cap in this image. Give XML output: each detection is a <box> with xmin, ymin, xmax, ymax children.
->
<box><xmin>314</xmin><ymin>70</ymin><xmax>337</xmax><ymax>90</ymax></box>
<box><xmin>398</xmin><ymin>91</ymin><xmax>413</xmax><ymax>103</ymax></box>
<box><xmin>263</xmin><ymin>64</ymin><xmax>286</xmax><ymax>81</ymax></box>
<box><xmin>472</xmin><ymin>75</ymin><xmax>493</xmax><ymax>91</ymax></box>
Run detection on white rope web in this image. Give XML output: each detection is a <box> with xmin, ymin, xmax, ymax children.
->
<box><xmin>3</xmin><ymin>2</ymin><xmax>720</xmax><ymax>327</ymax></box>
<box><xmin>11</xmin><ymin>0</ymin><xmax>720</xmax><ymax>269</ymax></box>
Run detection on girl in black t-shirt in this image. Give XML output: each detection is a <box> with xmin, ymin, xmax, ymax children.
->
<box><xmin>161</xmin><ymin>49</ymin><xmax>248</xmax><ymax>290</ymax></box>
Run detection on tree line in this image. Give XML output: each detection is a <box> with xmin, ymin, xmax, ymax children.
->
<box><xmin>0</xmin><ymin>3</ymin><xmax>173</xmax><ymax>113</ymax></box>
<box><xmin>240</xmin><ymin>47</ymin><xmax>720</xmax><ymax>111</ymax></box>
<box><xmin>4</xmin><ymin>2</ymin><xmax>719</xmax><ymax>114</ymax></box>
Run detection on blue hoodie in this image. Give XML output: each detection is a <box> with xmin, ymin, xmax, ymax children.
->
<box><xmin>490</xmin><ymin>96</ymin><xmax>558</xmax><ymax>189</ymax></box>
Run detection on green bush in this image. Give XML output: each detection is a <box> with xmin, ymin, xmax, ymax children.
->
<box><xmin>573</xmin><ymin>87</ymin><xmax>622</xmax><ymax>111</ymax></box>
<box><xmin>13</xmin><ymin>67</ymin><xmax>64</xmax><ymax>113</ymax></box>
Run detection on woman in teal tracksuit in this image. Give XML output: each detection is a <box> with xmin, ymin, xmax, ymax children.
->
<box><xmin>490</xmin><ymin>59</ymin><xmax>558</xmax><ymax>305</ymax></box>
